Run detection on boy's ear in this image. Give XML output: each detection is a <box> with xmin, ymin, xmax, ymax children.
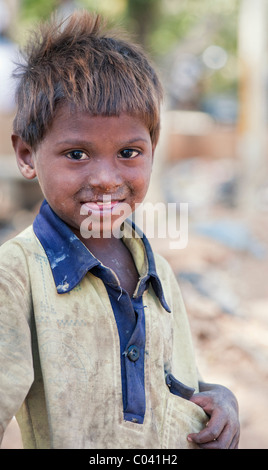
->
<box><xmin>11</xmin><ymin>135</ymin><xmax>37</xmax><ymax>180</ymax></box>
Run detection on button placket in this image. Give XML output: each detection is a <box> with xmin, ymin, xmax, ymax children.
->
<box><xmin>122</xmin><ymin>296</ymin><xmax>146</xmax><ymax>422</ymax></box>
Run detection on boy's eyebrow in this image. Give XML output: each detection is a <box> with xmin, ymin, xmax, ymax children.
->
<box><xmin>120</xmin><ymin>137</ymin><xmax>150</xmax><ymax>146</ymax></box>
<box><xmin>56</xmin><ymin>137</ymin><xmax>150</xmax><ymax>148</ymax></box>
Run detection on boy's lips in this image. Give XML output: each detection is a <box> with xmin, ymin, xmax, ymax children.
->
<box><xmin>80</xmin><ymin>199</ymin><xmax>124</xmax><ymax>214</ymax></box>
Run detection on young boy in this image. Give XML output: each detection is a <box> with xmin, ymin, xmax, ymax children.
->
<box><xmin>0</xmin><ymin>11</ymin><xmax>239</xmax><ymax>449</ymax></box>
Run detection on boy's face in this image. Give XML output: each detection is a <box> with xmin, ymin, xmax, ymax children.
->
<box><xmin>13</xmin><ymin>105</ymin><xmax>155</xmax><ymax>238</ymax></box>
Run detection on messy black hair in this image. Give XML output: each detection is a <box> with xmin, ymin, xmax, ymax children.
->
<box><xmin>13</xmin><ymin>10</ymin><xmax>163</xmax><ymax>150</ymax></box>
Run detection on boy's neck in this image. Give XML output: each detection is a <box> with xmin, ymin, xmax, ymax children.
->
<box><xmin>78</xmin><ymin>233</ymin><xmax>140</xmax><ymax>297</ymax></box>
<box><xmin>81</xmin><ymin>233</ymin><xmax>124</xmax><ymax>257</ymax></box>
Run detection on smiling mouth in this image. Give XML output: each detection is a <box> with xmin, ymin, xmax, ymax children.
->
<box><xmin>82</xmin><ymin>200</ymin><xmax>119</xmax><ymax>211</ymax></box>
<box><xmin>80</xmin><ymin>196</ymin><xmax>126</xmax><ymax>215</ymax></box>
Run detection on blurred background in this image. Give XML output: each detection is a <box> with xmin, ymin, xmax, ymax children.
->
<box><xmin>0</xmin><ymin>0</ymin><xmax>268</xmax><ymax>449</ymax></box>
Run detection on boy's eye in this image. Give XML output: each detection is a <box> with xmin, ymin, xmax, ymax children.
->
<box><xmin>66</xmin><ymin>150</ymin><xmax>88</xmax><ymax>161</ymax></box>
<box><xmin>119</xmin><ymin>149</ymin><xmax>140</xmax><ymax>159</ymax></box>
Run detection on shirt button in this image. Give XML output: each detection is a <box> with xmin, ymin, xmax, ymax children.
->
<box><xmin>126</xmin><ymin>345</ymin><xmax>140</xmax><ymax>362</ymax></box>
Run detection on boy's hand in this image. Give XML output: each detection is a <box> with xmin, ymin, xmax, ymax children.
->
<box><xmin>187</xmin><ymin>382</ymin><xmax>240</xmax><ymax>449</ymax></box>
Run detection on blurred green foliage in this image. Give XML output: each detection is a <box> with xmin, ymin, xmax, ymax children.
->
<box><xmin>17</xmin><ymin>0</ymin><xmax>239</xmax><ymax>55</ymax></box>
<box><xmin>14</xmin><ymin>0</ymin><xmax>240</xmax><ymax>105</ymax></box>
<box><xmin>19</xmin><ymin>0</ymin><xmax>58</xmax><ymax>22</ymax></box>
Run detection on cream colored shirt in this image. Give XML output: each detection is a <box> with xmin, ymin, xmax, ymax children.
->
<box><xmin>0</xmin><ymin>216</ymin><xmax>207</xmax><ymax>449</ymax></box>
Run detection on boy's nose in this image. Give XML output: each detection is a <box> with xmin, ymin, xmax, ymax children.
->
<box><xmin>88</xmin><ymin>159</ymin><xmax>123</xmax><ymax>192</ymax></box>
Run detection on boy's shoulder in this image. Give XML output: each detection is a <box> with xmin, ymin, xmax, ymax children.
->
<box><xmin>0</xmin><ymin>224</ymin><xmax>41</xmax><ymax>264</ymax></box>
<box><xmin>152</xmin><ymin>251</ymin><xmax>184</xmax><ymax>306</ymax></box>
<box><xmin>0</xmin><ymin>224</ymin><xmax>36</xmax><ymax>249</ymax></box>
<box><xmin>0</xmin><ymin>225</ymin><xmax>40</xmax><ymax>292</ymax></box>
<box><xmin>153</xmin><ymin>251</ymin><xmax>174</xmax><ymax>276</ymax></box>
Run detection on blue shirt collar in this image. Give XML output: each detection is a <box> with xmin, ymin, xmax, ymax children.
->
<box><xmin>33</xmin><ymin>200</ymin><xmax>171</xmax><ymax>312</ymax></box>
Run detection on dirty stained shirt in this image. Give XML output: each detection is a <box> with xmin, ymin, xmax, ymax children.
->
<box><xmin>33</xmin><ymin>200</ymin><xmax>170</xmax><ymax>424</ymax></box>
<box><xmin>0</xmin><ymin>200</ymin><xmax>208</xmax><ymax>449</ymax></box>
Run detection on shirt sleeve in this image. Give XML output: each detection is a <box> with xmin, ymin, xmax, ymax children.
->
<box><xmin>0</xmin><ymin>244</ymin><xmax>34</xmax><ymax>443</ymax></box>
